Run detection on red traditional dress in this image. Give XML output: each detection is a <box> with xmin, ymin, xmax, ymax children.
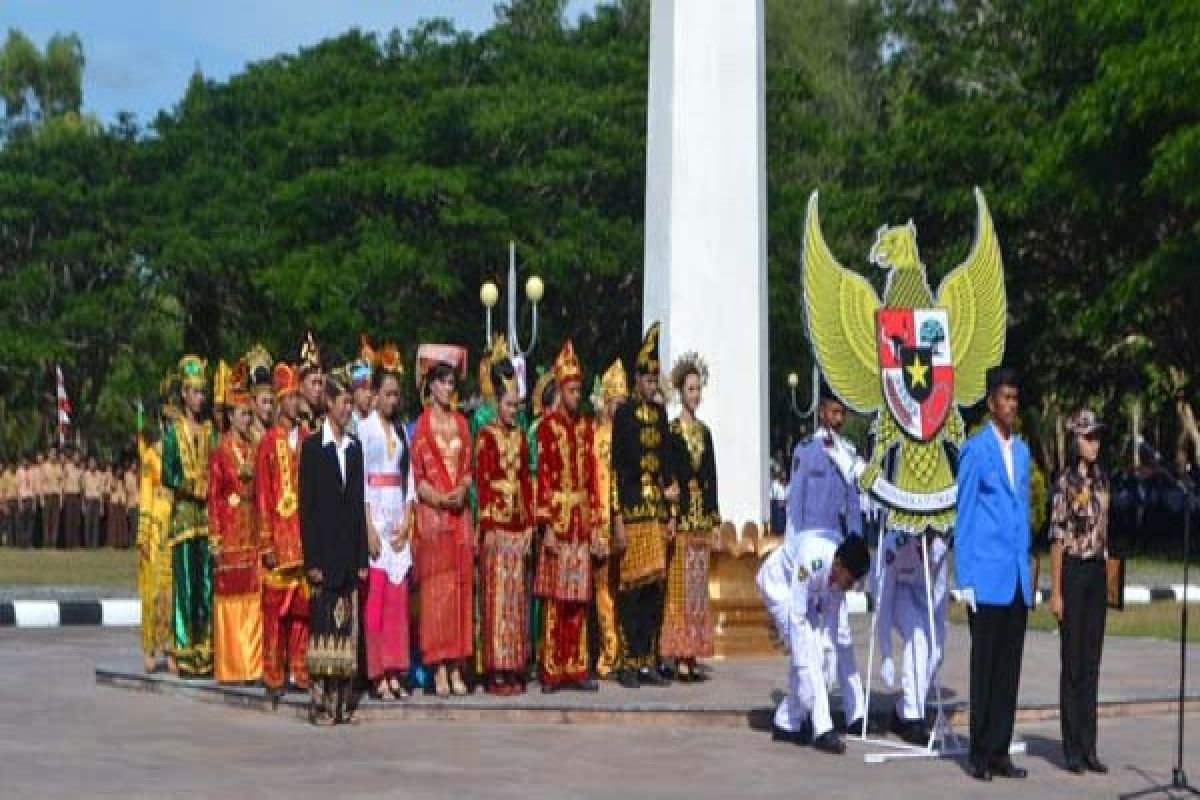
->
<box><xmin>476</xmin><ymin>419</ymin><xmax>534</xmax><ymax>691</ymax></box>
<box><xmin>255</xmin><ymin>364</ymin><xmax>310</xmax><ymax>692</ymax></box>
<box><xmin>534</xmin><ymin>340</ymin><xmax>599</xmax><ymax>687</ymax></box>
<box><xmin>411</xmin><ymin>406</ymin><xmax>474</xmax><ymax>665</ymax></box>
<box><xmin>208</xmin><ymin>428</ymin><xmax>264</xmax><ymax>683</ymax></box>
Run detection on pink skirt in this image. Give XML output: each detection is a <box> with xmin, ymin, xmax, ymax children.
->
<box><xmin>363</xmin><ymin>567</ymin><xmax>410</xmax><ymax>679</ymax></box>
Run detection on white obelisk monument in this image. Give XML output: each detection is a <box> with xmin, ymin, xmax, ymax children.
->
<box><xmin>643</xmin><ymin>0</ymin><xmax>769</xmax><ymax>534</ymax></box>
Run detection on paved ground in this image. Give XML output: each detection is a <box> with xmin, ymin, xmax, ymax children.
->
<box><xmin>94</xmin><ymin>619</ymin><xmax>1200</xmax><ymax>718</ymax></box>
<box><xmin>2</xmin><ymin>628</ymin><xmax>1199</xmax><ymax>799</ymax></box>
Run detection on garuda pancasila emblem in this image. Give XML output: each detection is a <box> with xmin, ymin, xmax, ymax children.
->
<box><xmin>802</xmin><ymin>188</ymin><xmax>1007</xmax><ymax>535</ymax></box>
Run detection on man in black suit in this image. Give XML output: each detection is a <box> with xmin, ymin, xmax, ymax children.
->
<box><xmin>299</xmin><ymin>374</ymin><xmax>368</xmax><ymax>725</ymax></box>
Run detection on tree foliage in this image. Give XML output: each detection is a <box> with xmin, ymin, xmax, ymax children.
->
<box><xmin>0</xmin><ymin>0</ymin><xmax>1196</xmax><ymax>468</ymax></box>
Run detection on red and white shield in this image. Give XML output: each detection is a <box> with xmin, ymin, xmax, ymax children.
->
<box><xmin>877</xmin><ymin>308</ymin><xmax>954</xmax><ymax>441</ymax></box>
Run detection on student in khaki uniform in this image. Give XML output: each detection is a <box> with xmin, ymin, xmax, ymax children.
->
<box><xmin>106</xmin><ymin>463</ymin><xmax>130</xmax><ymax>548</ymax></box>
<box><xmin>0</xmin><ymin>464</ymin><xmax>15</xmax><ymax>546</ymax></box>
<box><xmin>62</xmin><ymin>451</ymin><xmax>84</xmax><ymax>549</ymax></box>
<box><xmin>41</xmin><ymin>449</ymin><xmax>64</xmax><ymax>548</ymax></box>
<box><xmin>83</xmin><ymin>456</ymin><xmax>106</xmax><ymax>548</ymax></box>
<box><xmin>16</xmin><ymin>457</ymin><xmax>36</xmax><ymax>548</ymax></box>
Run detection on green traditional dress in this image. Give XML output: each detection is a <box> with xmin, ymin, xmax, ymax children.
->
<box><xmin>162</xmin><ymin>417</ymin><xmax>216</xmax><ymax>678</ymax></box>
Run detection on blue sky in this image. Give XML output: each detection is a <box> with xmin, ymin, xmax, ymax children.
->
<box><xmin>5</xmin><ymin>1</ymin><xmax>597</xmax><ymax>125</ymax></box>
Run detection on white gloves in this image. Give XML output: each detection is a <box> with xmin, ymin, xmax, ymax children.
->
<box><xmin>959</xmin><ymin>587</ymin><xmax>977</xmax><ymax>613</ymax></box>
<box><xmin>825</xmin><ymin>442</ymin><xmax>865</xmax><ymax>485</ymax></box>
<box><xmin>880</xmin><ymin>656</ymin><xmax>896</xmax><ymax>690</ymax></box>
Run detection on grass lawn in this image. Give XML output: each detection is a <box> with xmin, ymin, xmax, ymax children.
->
<box><xmin>948</xmin><ymin>600</ymin><xmax>1200</xmax><ymax>642</ymax></box>
<box><xmin>0</xmin><ymin>548</ymin><xmax>137</xmax><ymax>589</ymax></box>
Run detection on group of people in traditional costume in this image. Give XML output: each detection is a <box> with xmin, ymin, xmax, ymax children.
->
<box><xmin>135</xmin><ymin>322</ymin><xmax>723</xmax><ymax>723</ymax></box>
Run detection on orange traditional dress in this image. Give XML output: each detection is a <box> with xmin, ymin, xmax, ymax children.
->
<box><xmin>476</xmin><ymin>418</ymin><xmax>534</xmax><ymax>691</ymax></box>
<box><xmin>208</xmin><ymin>427</ymin><xmax>264</xmax><ymax>683</ymax></box>
<box><xmin>534</xmin><ymin>340</ymin><xmax>599</xmax><ymax>688</ymax></box>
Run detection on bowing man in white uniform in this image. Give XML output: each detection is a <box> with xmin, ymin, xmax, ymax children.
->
<box><xmin>758</xmin><ymin>534</ymin><xmax>871</xmax><ymax>754</ymax></box>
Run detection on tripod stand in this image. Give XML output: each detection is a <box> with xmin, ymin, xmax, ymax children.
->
<box><xmin>1121</xmin><ymin>463</ymin><xmax>1198</xmax><ymax>798</ymax></box>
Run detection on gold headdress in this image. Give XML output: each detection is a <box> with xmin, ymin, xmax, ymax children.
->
<box><xmin>553</xmin><ymin>338</ymin><xmax>583</xmax><ymax>388</ymax></box>
<box><xmin>531</xmin><ymin>368</ymin><xmax>555</xmax><ymax>416</ymax></box>
<box><xmin>636</xmin><ymin>322</ymin><xmax>661</xmax><ymax>376</ymax></box>
<box><xmin>178</xmin><ymin>355</ymin><xmax>208</xmax><ymax>391</ymax></box>
<box><xmin>298</xmin><ymin>332</ymin><xmax>321</xmax><ymax>376</ymax></box>
<box><xmin>228</xmin><ymin>359</ymin><xmax>251</xmax><ymax>409</ymax></box>
<box><xmin>601</xmin><ymin>358</ymin><xmax>628</xmax><ymax>403</ymax></box>
<box><xmin>670</xmin><ymin>351</ymin><xmax>709</xmax><ymax>391</ymax></box>
<box><xmin>478</xmin><ymin>334</ymin><xmax>510</xmax><ymax>403</ymax></box>
<box><xmin>244</xmin><ymin>344</ymin><xmax>273</xmax><ymax>397</ymax></box>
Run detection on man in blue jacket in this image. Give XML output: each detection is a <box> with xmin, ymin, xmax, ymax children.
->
<box><xmin>954</xmin><ymin>366</ymin><xmax>1032</xmax><ymax>782</ymax></box>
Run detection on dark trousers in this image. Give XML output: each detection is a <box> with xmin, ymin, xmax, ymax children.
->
<box><xmin>616</xmin><ymin>579</ymin><xmax>664</xmax><ymax>670</ymax></box>
<box><xmin>1</xmin><ymin>500</ymin><xmax>13</xmax><ymax>545</ymax></box>
<box><xmin>968</xmin><ymin>582</ymin><xmax>1027</xmax><ymax>767</ymax></box>
<box><xmin>17</xmin><ymin>499</ymin><xmax>35</xmax><ymax>547</ymax></box>
<box><xmin>1060</xmin><ymin>557</ymin><xmax>1106</xmax><ymax>762</ymax></box>
<box><xmin>62</xmin><ymin>493</ymin><xmax>82</xmax><ymax>549</ymax></box>
<box><xmin>83</xmin><ymin>497</ymin><xmax>103</xmax><ymax>548</ymax></box>
<box><xmin>42</xmin><ymin>495</ymin><xmax>61</xmax><ymax>548</ymax></box>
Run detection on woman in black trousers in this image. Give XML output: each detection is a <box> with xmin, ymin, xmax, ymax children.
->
<box><xmin>1048</xmin><ymin>408</ymin><xmax>1109</xmax><ymax>775</ymax></box>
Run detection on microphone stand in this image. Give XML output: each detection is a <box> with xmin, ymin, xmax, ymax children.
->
<box><xmin>1121</xmin><ymin>454</ymin><xmax>1198</xmax><ymax>798</ymax></box>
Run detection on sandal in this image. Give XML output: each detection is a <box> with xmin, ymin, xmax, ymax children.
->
<box><xmin>450</xmin><ymin>668</ymin><xmax>468</xmax><ymax>696</ymax></box>
<box><xmin>434</xmin><ymin>666</ymin><xmax>450</xmax><ymax>698</ymax></box>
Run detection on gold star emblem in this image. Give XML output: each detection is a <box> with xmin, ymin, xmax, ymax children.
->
<box><xmin>906</xmin><ymin>356</ymin><xmax>929</xmax><ymax>388</ymax></box>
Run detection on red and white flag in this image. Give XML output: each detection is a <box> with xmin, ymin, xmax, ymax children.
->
<box><xmin>55</xmin><ymin>365</ymin><xmax>72</xmax><ymax>445</ymax></box>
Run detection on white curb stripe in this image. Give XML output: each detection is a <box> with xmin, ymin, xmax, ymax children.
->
<box><xmin>101</xmin><ymin>599</ymin><xmax>141</xmax><ymax>627</ymax></box>
<box><xmin>1170</xmin><ymin>585</ymin><xmax>1200</xmax><ymax>603</ymax></box>
<box><xmin>13</xmin><ymin>601</ymin><xmax>60</xmax><ymax>628</ymax></box>
<box><xmin>1125</xmin><ymin>586</ymin><xmax>1152</xmax><ymax>605</ymax></box>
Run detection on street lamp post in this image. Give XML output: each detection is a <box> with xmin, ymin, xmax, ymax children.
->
<box><xmin>788</xmin><ymin>364</ymin><xmax>819</xmax><ymax>419</ymax></box>
<box><xmin>481</xmin><ymin>240</ymin><xmax>543</xmax><ymax>359</ymax></box>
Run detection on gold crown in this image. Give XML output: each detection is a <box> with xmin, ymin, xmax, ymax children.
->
<box><xmin>178</xmin><ymin>355</ymin><xmax>208</xmax><ymax>390</ymax></box>
<box><xmin>244</xmin><ymin>344</ymin><xmax>273</xmax><ymax>395</ymax></box>
<box><xmin>553</xmin><ymin>338</ymin><xmax>583</xmax><ymax>387</ymax></box>
<box><xmin>479</xmin><ymin>334</ymin><xmax>510</xmax><ymax>402</ymax></box>
<box><xmin>299</xmin><ymin>332</ymin><xmax>321</xmax><ymax>374</ymax></box>
<box><xmin>601</xmin><ymin>358</ymin><xmax>628</xmax><ymax>402</ymax></box>
<box><xmin>531</xmin><ymin>368</ymin><xmax>555</xmax><ymax>416</ymax></box>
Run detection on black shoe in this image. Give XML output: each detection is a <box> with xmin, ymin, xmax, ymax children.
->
<box><xmin>656</xmin><ymin>664</ymin><xmax>674</xmax><ymax>684</ymax></box>
<box><xmin>772</xmin><ymin>725</ymin><xmax>806</xmax><ymax>745</ymax></box>
<box><xmin>1083</xmin><ymin>755</ymin><xmax>1108</xmax><ymax>774</ymax></box>
<box><xmin>617</xmin><ymin>669</ymin><xmax>640</xmax><ymax>689</ymax></box>
<box><xmin>812</xmin><ymin>731</ymin><xmax>846</xmax><ymax>755</ymax></box>
<box><xmin>1064</xmin><ymin>757</ymin><xmax>1085</xmax><ymax>775</ymax></box>
<box><xmin>844</xmin><ymin>717</ymin><xmax>873</xmax><ymax>737</ymax></box>
<box><xmin>639</xmin><ymin>667</ymin><xmax>667</xmax><ymax>687</ymax></box>
<box><xmin>968</xmin><ymin>760</ymin><xmax>992</xmax><ymax>782</ymax></box>
<box><xmin>575</xmin><ymin>678</ymin><xmax>600</xmax><ymax>692</ymax></box>
<box><xmin>991</xmin><ymin>758</ymin><xmax>1028</xmax><ymax>779</ymax></box>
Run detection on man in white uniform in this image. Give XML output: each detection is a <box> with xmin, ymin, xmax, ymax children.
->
<box><xmin>873</xmin><ymin>529</ymin><xmax>949</xmax><ymax>745</ymax></box>
<box><xmin>758</xmin><ymin>533</ymin><xmax>871</xmax><ymax>754</ymax></box>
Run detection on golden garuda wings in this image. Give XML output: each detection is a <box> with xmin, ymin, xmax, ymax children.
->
<box><xmin>801</xmin><ymin>187</ymin><xmax>1006</xmax><ymax>416</ymax></box>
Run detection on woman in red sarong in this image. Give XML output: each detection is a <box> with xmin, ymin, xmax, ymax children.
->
<box><xmin>410</xmin><ymin>345</ymin><xmax>473</xmax><ymax>697</ymax></box>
